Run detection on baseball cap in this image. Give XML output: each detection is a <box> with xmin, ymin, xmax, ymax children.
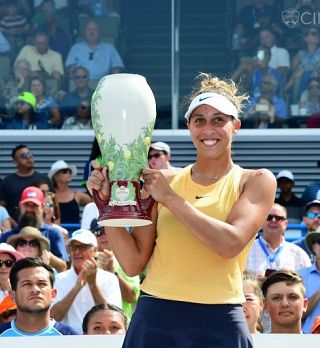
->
<box><xmin>17</xmin><ymin>91</ymin><xmax>36</xmax><ymax>111</ymax></box>
<box><xmin>305</xmin><ymin>199</ymin><xmax>320</xmax><ymax>212</ymax></box>
<box><xmin>150</xmin><ymin>142</ymin><xmax>171</xmax><ymax>155</ymax></box>
<box><xmin>276</xmin><ymin>170</ymin><xmax>294</xmax><ymax>181</ymax></box>
<box><xmin>67</xmin><ymin>229</ymin><xmax>97</xmax><ymax>247</ymax></box>
<box><xmin>20</xmin><ymin>186</ymin><xmax>44</xmax><ymax>206</ymax></box>
<box><xmin>184</xmin><ymin>92</ymin><xmax>238</xmax><ymax>122</ymax></box>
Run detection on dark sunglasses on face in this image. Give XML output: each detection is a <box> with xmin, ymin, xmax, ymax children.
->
<box><xmin>74</xmin><ymin>74</ymin><xmax>87</xmax><ymax>80</ymax></box>
<box><xmin>305</xmin><ymin>30</ymin><xmax>319</xmax><ymax>37</ymax></box>
<box><xmin>69</xmin><ymin>244</ymin><xmax>91</xmax><ymax>252</ymax></box>
<box><xmin>17</xmin><ymin>239</ymin><xmax>40</xmax><ymax>248</ymax></box>
<box><xmin>18</xmin><ymin>151</ymin><xmax>33</xmax><ymax>160</ymax></box>
<box><xmin>59</xmin><ymin>169</ymin><xmax>72</xmax><ymax>174</ymax></box>
<box><xmin>46</xmin><ymin>201</ymin><xmax>54</xmax><ymax>208</ymax></box>
<box><xmin>306</xmin><ymin>212</ymin><xmax>320</xmax><ymax>219</ymax></box>
<box><xmin>148</xmin><ymin>153</ymin><xmax>164</xmax><ymax>160</ymax></box>
<box><xmin>0</xmin><ymin>259</ymin><xmax>14</xmax><ymax>268</ymax></box>
<box><xmin>313</xmin><ymin>239</ymin><xmax>320</xmax><ymax>245</ymax></box>
<box><xmin>92</xmin><ymin>229</ymin><xmax>105</xmax><ymax>237</ymax></box>
<box><xmin>267</xmin><ymin>214</ymin><xmax>286</xmax><ymax>222</ymax></box>
<box><xmin>309</xmin><ymin>84</ymin><xmax>320</xmax><ymax>90</ymax></box>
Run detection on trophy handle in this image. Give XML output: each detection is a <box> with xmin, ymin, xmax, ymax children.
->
<box><xmin>140</xmin><ymin>195</ymin><xmax>155</xmax><ymax>217</ymax></box>
<box><xmin>92</xmin><ymin>188</ymin><xmax>110</xmax><ymax>215</ymax></box>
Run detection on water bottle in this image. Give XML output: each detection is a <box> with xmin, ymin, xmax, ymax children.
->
<box><xmin>93</xmin><ymin>0</ymin><xmax>103</xmax><ymax>17</ymax></box>
<box><xmin>232</xmin><ymin>33</ymin><xmax>240</xmax><ymax>50</ymax></box>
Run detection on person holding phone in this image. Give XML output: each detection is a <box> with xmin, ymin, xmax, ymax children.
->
<box><xmin>87</xmin><ymin>72</ymin><xmax>277</xmax><ymax>347</ymax></box>
<box><xmin>243</xmin><ymin>74</ymin><xmax>288</xmax><ymax>128</ymax></box>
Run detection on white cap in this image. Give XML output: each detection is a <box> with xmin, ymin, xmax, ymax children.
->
<box><xmin>276</xmin><ymin>170</ymin><xmax>294</xmax><ymax>181</ymax></box>
<box><xmin>67</xmin><ymin>229</ymin><xmax>97</xmax><ymax>247</ymax></box>
<box><xmin>150</xmin><ymin>142</ymin><xmax>171</xmax><ymax>155</ymax></box>
<box><xmin>184</xmin><ymin>92</ymin><xmax>238</xmax><ymax>121</ymax></box>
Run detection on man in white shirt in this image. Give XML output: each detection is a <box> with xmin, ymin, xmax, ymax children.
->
<box><xmin>51</xmin><ymin>229</ymin><xmax>122</xmax><ymax>333</ymax></box>
<box><xmin>246</xmin><ymin>203</ymin><xmax>311</xmax><ymax>279</ymax></box>
<box><xmin>259</xmin><ymin>28</ymin><xmax>290</xmax><ymax>75</ymax></box>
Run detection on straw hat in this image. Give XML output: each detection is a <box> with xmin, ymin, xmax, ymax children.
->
<box><xmin>7</xmin><ymin>226</ymin><xmax>50</xmax><ymax>253</ymax></box>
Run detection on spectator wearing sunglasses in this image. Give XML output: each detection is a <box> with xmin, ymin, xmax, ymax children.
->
<box><xmin>297</xmin><ymin>228</ymin><xmax>320</xmax><ymax>333</ymax></box>
<box><xmin>299</xmin><ymin>78</ymin><xmax>320</xmax><ymax>116</ymax></box>
<box><xmin>65</xmin><ymin>19</ymin><xmax>124</xmax><ymax>80</ymax></box>
<box><xmin>0</xmin><ymin>243</ymin><xmax>24</xmax><ymax>302</ymax></box>
<box><xmin>148</xmin><ymin>142</ymin><xmax>181</xmax><ymax>171</ymax></box>
<box><xmin>62</xmin><ymin>100</ymin><xmax>93</xmax><ymax>130</ymax></box>
<box><xmin>0</xmin><ymin>186</ymin><xmax>67</xmax><ymax>273</ymax></box>
<box><xmin>293</xmin><ymin>200</ymin><xmax>320</xmax><ymax>260</ymax></box>
<box><xmin>0</xmin><ymin>91</ymin><xmax>49</xmax><ymax>130</ymax></box>
<box><xmin>285</xmin><ymin>26</ymin><xmax>320</xmax><ymax>103</ymax></box>
<box><xmin>246</xmin><ymin>203</ymin><xmax>311</xmax><ymax>282</ymax></box>
<box><xmin>48</xmin><ymin>160</ymin><xmax>92</xmax><ymax>224</ymax></box>
<box><xmin>7</xmin><ymin>226</ymin><xmax>50</xmax><ymax>261</ymax></box>
<box><xmin>60</xmin><ymin>66</ymin><xmax>94</xmax><ymax>122</ymax></box>
<box><xmin>0</xmin><ymin>144</ymin><xmax>52</xmax><ymax>225</ymax></box>
<box><xmin>51</xmin><ymin>229</ymin><xmax>121</xmax><ymax>333</ymax></box>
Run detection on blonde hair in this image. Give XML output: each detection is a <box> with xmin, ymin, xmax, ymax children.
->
<box><xmin>184</xmin><ymin>72</ymin><xmax>249</xmax><ymax>115</ymax></box>
<box><xmin>243</xmin><ymin>271</ymin><xmax>264</xmax><ymax>333</ymax></box>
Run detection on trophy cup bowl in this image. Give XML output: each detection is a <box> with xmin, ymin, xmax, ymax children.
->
<box><xmin>91</xmin><ymin>74</ymin><xmax>156</xmax><ymax>227</ymax></box>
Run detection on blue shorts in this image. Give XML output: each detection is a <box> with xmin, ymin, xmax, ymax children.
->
<box><xmin>122</xmin><ymin>293</ymin><xmax>253</xmax><ymax>348</ymax></box>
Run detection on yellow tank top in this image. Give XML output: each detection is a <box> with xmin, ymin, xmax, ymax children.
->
<box><xmin>141</xmin><ymin>164</ymin><xmax>251</xmax><ymax>304</ymax></box>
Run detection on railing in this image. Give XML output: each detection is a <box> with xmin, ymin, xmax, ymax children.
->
<box><xmin>61</xmin><ymin>223</ymin><xmax>308</xmax><ymax>242</ymax></box>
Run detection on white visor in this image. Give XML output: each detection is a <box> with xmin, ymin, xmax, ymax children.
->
<box><xmin>184</xmin><ymin>92</ymin><xmax>238</xmax><ymax>121</ymax></box>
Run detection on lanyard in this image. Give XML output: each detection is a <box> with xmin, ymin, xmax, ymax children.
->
<box><xmin>258</xmin><ymin>236</ymin><xmax>284</xmax><ymax>265</ymax></box>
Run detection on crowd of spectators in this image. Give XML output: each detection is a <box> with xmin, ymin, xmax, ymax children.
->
<box><xmin>0</xmin><ymin>0</ymin><xmax>124</xmax><ymax>130</ymax></box>
<box><xmin>231</xmin><ymin>0</ymin><xmax>320</xmax><ymax>128</ymax></box>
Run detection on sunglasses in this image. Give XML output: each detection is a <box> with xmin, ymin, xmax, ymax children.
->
<box><xmin>306</xmin><ymin>31</ymin><xmax>319</xmax><ymax>36</ymax></box>
<box><xmin>0</xmin><ymin>259</ymin><xmax>14</xmax><ymax>268</ymax></box>
<box><xmin>18</xmin><ymin>151</ymin><xmax>33</xmax><ymax>160</ymax></box>
<box><xmin>17</xmin><ymin>239</ymin><xmax>40</xmax><ymax>248</ymax></box>
<box><xmin>46</xmin><ymin>202</ymin><xmax>54</xmax><ymax>208</ymax></box>
<box><xmin>92</xmin><ymin>229</ymin><xmax>105</xmax><ymax>237</ymax></box>
<box><xmin>267</xmin><ymin>214</ymin><xmax>286</xmax><ymax>222</ymax></box>
<box><xmin>74</xmin><ymin>75</ymin><xmax>87</xmax><ymax>80</ymax></box>
<box><xmin>313</xmin><ymin>239</ymin><xmax>320</xmax><ymax>245</ymax></box>
<box><xmin>58</xmin><ymin>169</ymin><xmax>72</xmax><ymax>174</ymax></box>
<box><xmin>69</xmin><ymin>244</ymin><xmax>91</xmax><ymax>252</ymax></box>
<box><xmin>305</xmin><ymin>212</ymin><xmax>320</xmax><ymax>219</ymax></box>
<box><xmin>79</xmin><ymin>104</ymin><xmax>90</xmax><ymax>110</ymax></box>
<box><xmin>148</xmin><ymin>153</ymin><xmax>164</xmax><ymax>160</ymax></box>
